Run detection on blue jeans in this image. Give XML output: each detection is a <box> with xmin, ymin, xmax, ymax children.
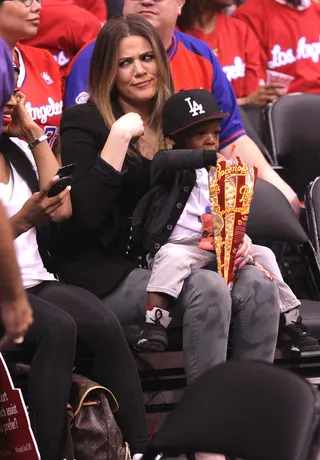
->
<box><xmin>101</xmin><ymin>265</ymin><xmax>279</xmax><ymax>384</ymax></box>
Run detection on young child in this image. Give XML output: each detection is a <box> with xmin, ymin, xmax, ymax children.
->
<box><xmin>133</xmin><ymin>89</ymin><xmax>319</xmax><ymax>354</ymax></box>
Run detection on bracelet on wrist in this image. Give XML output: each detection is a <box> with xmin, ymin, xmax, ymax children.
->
<box><xmin>28</xmin><ymin>134</ymin><xmax>48</xmax><ymax>150</ymax></box>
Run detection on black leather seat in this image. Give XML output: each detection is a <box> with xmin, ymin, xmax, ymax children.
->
<box><xmin>144</xmin><ymin>361</ymin><xmax>320</xmax><ymax>460</ymax></box>
<box><xmin>267</xmin><ymin>93</ymin><xmax>320</xmax><ymax>200</ymax></box>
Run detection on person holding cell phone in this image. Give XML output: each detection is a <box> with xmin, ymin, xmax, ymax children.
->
<box><xmin>0</xmin><ymin>63</ymin><xmax>149</xmax><ymax>460</ymax></box>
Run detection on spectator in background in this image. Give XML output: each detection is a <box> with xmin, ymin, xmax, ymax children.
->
<box><xmin>73</xmin><ymin>0</ymin><xmax>107</xmax><ymax>22</ymax></box>
<box><xmin>23</xmin><ymin>0</ymin><xmax>102</xmax><ymax>78</ymax></box>
<box><xmin>233</xmin><ymin>0</ymin><xmax>320</xmax><ymax>95</ymax></box>
<box><xmin>177</xmin><ymin>0</ymin><xmax>286</xmax><ymax>107</ymax></box>
<box><xmin>0</xmin><ymin>0</ymin><xmax>62</xmax><ymax>148</ymax></box>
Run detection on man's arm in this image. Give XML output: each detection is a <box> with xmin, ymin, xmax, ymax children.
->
<box><xmin>221</xmin><ymin>134</ymin><xmax>300</xmax><ymax>215</ymax></box>
<box><xmin>64</xmin><ymin>41</ymin><xmax>95</xmax><ymax>108</ymax></box>
<box><xmin>0</xmin><ymin>201</ymin><xmax>33</xmax><ymax>349</ymax></box>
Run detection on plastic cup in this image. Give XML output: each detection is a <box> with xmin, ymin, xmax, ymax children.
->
<box><xmin>266</xmin><ymin>69</ymin><xmax>295</xmax><ymax>94</ymax></box>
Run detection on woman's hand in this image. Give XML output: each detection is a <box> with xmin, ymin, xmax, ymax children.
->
<box><xmin>111</xmin><ymin>112</ymin><xmax>144</xmax><ymax>141</ymax></box>
<box><xmin>244</xmin><ymin>83</ymin><xmax>286</xmax><ymax>107</ymax></box>
<box><xmin>234</xmin><ymin>234</ymin><xmax>253</xmax><ymax>270</ymax></box>
<box><xmin>6</xmin><ymin>91</ymin><xmax>37</xmax><ymax>138</ymax></box>
<box><xmin>0</xmin><ymin>293</ymin><xmax>33</xmax><ymax>351</ymax></box>
<box><xmin>14</xmin><ymin>176</ymin><xmax>71</xmax><ymax>233</ymax></box>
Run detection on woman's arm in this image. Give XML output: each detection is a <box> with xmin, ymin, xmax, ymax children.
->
<box><xmin>9</xmin><ymin>178</ymin><xmax>71</xmax><ymax>239</ymax></box>
<box><xmin>0</xmin><ymin>201</ymin><xmax>33</xmax><ymax>349</ymax></box>
<box><xmin>8</xmin><ymin>92</ymin><xmax>72</xmax><ymax>222</ymax></box>
<box><xmin>60</xmin><ymin>107</ymin><xmax>144</xmax><ymax>231</ymax></box>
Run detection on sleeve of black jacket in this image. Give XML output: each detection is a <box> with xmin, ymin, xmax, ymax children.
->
<box><xmin>151</xmin><ymin>149</ymin><xmax>217</xmax><ymax>183</ymax></box>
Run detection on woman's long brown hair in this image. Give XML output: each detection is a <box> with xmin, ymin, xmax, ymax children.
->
<box><xmin>88</xmin><ymin>14</ymin><xmax>174</xmax><ymax>160</ymax></box>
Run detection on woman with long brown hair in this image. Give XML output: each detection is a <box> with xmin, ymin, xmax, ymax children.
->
<box><xmin>58</xmin><ymin>14</ymin><xmax>174</xmax><ymax>294</ymax></box>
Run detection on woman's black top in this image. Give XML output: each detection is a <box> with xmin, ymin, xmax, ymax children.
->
<box><xmin>57</xmin><ymin>101</ymin><xmax>151</xmax><ymax>297</ymax></box>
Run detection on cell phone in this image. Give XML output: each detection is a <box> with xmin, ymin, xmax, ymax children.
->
<box><xmin>47</xmin><ymin>163</ymin><xmax>77</xmax><ymax>198</ymax></box>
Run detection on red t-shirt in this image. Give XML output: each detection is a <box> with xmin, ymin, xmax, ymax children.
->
<box><xmin>233</xmin><ymin>0</ymin><xmax>320</xmax><ymax>94</ymax></box>
<box><xmin>23</xmin><ymin>0</ymin><xmax>101</xmax><ymax>78</ymax></box>
<box><xmin>72</xmin><ymin>0</ymin><xmax>107</xmax><ymax>22</ymax></box>
<box><xmin>16</xmin><ymin>43</ymin><xmax>63</xmax><ymax>147</ymax></box>
<box><xmin>183</xmin><ymin>13</ymin><xmax>265</xmax><ymax>98</ymax></box>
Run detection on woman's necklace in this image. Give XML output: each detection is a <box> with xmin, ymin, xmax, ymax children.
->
<box><xmin>137</xmin><ymin>126</ymin><xmax>158</xmax><ymax>160</ymax></box>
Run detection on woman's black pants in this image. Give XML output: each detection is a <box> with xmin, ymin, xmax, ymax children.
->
<box><xmin>1</xmin><ymin>281</ymin><xmax>148</xmax><ymax>460</ymax></box>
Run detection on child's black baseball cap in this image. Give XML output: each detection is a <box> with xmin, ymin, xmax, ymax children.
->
<box><xmin>162</xmin><ymin>89</ymin><xmax>229</xmax><ymax>137</ymax></box>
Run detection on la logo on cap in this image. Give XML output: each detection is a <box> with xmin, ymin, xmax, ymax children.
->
<box><xmin>185</xmin><ymin>97</ymin><xmax>205</xmax><ymax>117</ymax></box>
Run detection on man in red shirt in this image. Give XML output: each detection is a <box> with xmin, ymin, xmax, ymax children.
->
<box><xmin>72</xmin><ymin>0</ymin><xmax>107</xmax><ymax>22</ymax></box>
<box><xmin>23</xmin><ymin>0</ymin><xmax>102</xmax><ymax>78</ymax></box>
<box><xmin>234</xmin><ymin>0</ymin><xmax>320</xmax><ymax>94</ymax></box>
<box><xmin>177</xmin><ymin>0</ymin><xmax>285</xmax><ymax>107</ymax></box>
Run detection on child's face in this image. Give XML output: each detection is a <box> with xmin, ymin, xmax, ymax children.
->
<box><xmin>174</xmin><ymin>120</ymin><xmax>221</xmax><ymax>150</ymax></box>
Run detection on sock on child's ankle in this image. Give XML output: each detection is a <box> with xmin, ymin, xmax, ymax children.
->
<box><xmin>146</xmin><ymin>305</ymin><xmax>172</xmax><ymax>328</ymax></box>
<box><xmin>284</xmin><ymin>307</ymin><xmax>299</xmax><ymax>325</ymax></box>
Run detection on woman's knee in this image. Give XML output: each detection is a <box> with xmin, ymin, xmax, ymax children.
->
<box><xmin>40</xmin><ymin>310</ymin><xmax>77</xmax><ymax>351</ymax></box>
<box><xmin>189</xmin><ymin>269</ymin><xmax>230</xmax><ymax>294</ymax></box>
<box><xmin>78</xmin><ymin>295</ymin><xmax>124</xmax><ymax>342</ymax></box>
<box><xmin>233</xmin><ymin>265</ymin><xmax>279</xmax><ymax>309</ymax></box>
<box><xmin>183</xmin><ymin>269</ymin><xmax>232</xmax><ymax>316</ymax></box>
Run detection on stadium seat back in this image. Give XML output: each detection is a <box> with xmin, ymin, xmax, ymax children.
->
<box><xmin>144</xmin><ymin>361</ymin><xmax>320</xmax><ymax>460</ymax></box>
<box><xmin>268</xmin><ymin>93</ymin><xmax>320</xmax><ymax>200</ymax></box>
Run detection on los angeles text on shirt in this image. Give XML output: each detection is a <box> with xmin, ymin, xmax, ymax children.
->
<box><xmin>269</xmin><ymin>36</ymin><xmax>320</xmax><ymax>68</ymax></box>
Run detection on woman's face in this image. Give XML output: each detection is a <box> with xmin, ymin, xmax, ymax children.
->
<box><xmin>115</xmin><ymin>35</ymin><xmax>160</xmax><ymax>107</ymax></box>
<box><xmin>2</xmin><ymin>70</ymin><xmax>19</xmax><ymax>133</ymax></box>
<box><xmin>0</xmin><ymin>0</ymin><xmax>41</xmax><ymax>46</ymax></box>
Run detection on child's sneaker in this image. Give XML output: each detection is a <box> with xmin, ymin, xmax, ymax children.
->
<box><xmin>280</xmin><ymin>316</ymin><xmax>320</xmax><ymax>353</ymax></box>
<box><xmin>135</xmin><ymin>308</ymin><xmax>169</xmax><ymax>352</ymax></box>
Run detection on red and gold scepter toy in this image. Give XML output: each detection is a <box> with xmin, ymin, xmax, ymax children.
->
<box><xmin>208</xmin><ymin>148</ymin><xmax>274</xmax><ymax>288</ymax></box>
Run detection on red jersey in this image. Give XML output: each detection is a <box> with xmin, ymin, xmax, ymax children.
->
<box><xmin>183</xmin><ymin>13</ymin><xmax>265</xmax><ymax>98</ymax></box>
<box><xmin>233</xmin><ymin>0</ymin><xmax>320</xmax><ymax>94</ymax></box>
<box><xmin>72</xmin><ymin>0</ymin><xmax>107</xmax><ymax>22</ymax></box>
<box><xmin>16</xmin><ymin>43</ymin><xmax>63</xmax><ymax>147</ymax></box>
<box><xmin>23</xmin><ymin>0</ymin><xmax>101</xmax><ymax>79</ymax></box>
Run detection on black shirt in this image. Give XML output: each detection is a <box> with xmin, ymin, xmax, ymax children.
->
<box><xmin>57</xmin><ymin>101</ymin><xmax>151</xmax><ymax>297</ymax></box>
